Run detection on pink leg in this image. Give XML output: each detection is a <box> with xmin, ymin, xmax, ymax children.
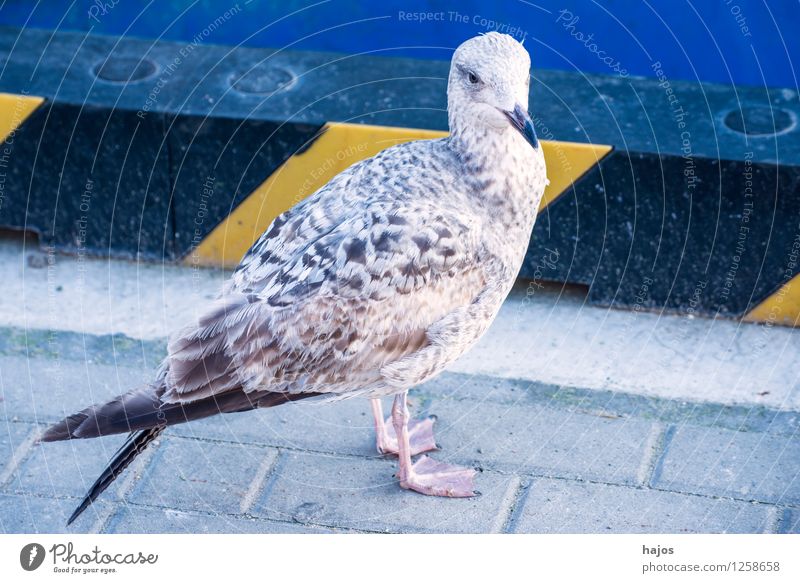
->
<box><xmin>390</xmin><ymin>391</ymin><xmax>477</xmax><ymax>497</ymax></box>
<box><xmin>371</xmin><ymin>398</ymin><xmax>437</xmax><ymax>456</ymax></box>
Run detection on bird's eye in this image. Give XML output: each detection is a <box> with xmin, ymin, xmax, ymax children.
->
<box><xmin>468</xmin><ymin>72</ymin><xmax>480</xmax><ymax>84</ymax></box>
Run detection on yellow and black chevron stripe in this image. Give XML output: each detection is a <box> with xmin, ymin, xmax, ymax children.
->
<box><xmin>2</xmin><ymin>90</ymin><xmax>797</xmax><ymax>328</ymax></box>
<box><xmin>0</xmin><ymin>92</ymin><xmax>44</xmax><ymax>144</ymax></box>
<box><xmin>188</xmin><ymin>121</ymin><xmax>612</xmax><ymax>266</ymax></box>
<box><xmin>179</xmin><ymin>122</ymin><xmax>800</xmax><ymax>329</ymax></box>
<box><xmin>745</xmin><ymin>278</ymin><xmax>800</xmax><ymax>327</ymax></box>
<box><xmin>2</xmin><ymin>22</ymin><xmax>797</xmax><ymax>329</ymax></box>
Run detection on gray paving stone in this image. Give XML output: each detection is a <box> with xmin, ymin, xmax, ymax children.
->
<box><xmin>0</xmin><ymin>493</ymin><xmax>112</xmax><ymax>533</ymax></box>
<box><xmin>424</xmin><ymin>373</ymin><xmax>800</xmax><ymax>438</ymax></box>
<box><xmin>169</xmin><ymin>393</ymin><xmax>435</xmax><ymax>458</ymax></box>
<box><xmin>9</xmin><ymin>434</ymin><xmax>130</xmax><ymax>499</ymax></box>
<box><xmin>513</xmin><ymin>477</ymin><xmax>772</xmax><ymax>534</ymax></box>
<box><xmin>0</xmin><ymin>355</ymin><xmax>149</xmax><ymax>423</ymax></box>
<box><xmin>653</xmin><ymin>425</ymin><xmax>800</xmax><ymax>505</ymax></box>
<box><xmin>253</xmin><ymin>451</ymin><xmax>518</xmax><ymax>533</ymax></box>
<box><xmin>779</xmin><ymin>509</ymin><xmax>800</xmax><ymax>534</ymax></box>
<box><xmin>419</xmin><ymin>372</ymin><xmax>546</xmax><ymax>405</ymax></box>
<box><xmin>103</xmin><ymin>505</ymin><xmax>346</xmax><ymax>533</ymax></box>
<box><xmin>2</xmin><ymin>335</ymin><xmax>796</xmax><ymax>535</ymax></box>
<box><xmin>427</xmin><ymin>398</ymin><xmax>657</xmax><ymax>485</ymax></box>
<box><xmin>0</xmin><ymin>421</ymin><xmax>37</xmax><ymax>479</ymax></box>
<box><xmin>0</xmin><ymin>327</ymin><xmax>165</xmax><ymax>368</ymax></box>
<box><xmin>125</xmin><ymin>437</ymin><xmax>278</xmax><ymax>515</ymax></box>
<box><xmin>169</xmin><ymin>396</ymin><xmax>389</xmax><ymax>457</ymax></box>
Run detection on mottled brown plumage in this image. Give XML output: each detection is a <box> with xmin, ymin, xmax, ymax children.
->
<box><xmin>42</xmin><ymin>32</ymin><xmax>548</xmax><ymax>520</ymax></box>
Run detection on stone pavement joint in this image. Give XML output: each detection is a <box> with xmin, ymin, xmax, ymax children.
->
<box><xmin>635</xmin><ymin>422</ymin><xmax>669</xmax><ymax>487</ymax></box>
<box><xmin>651</xmin><ymin>425</ymin><xmax>800</xmax><ymax>505</ymax></box>
<box><xmin>501</xmin><ymin>478</ymin><xmax>534</xmax><ymax>534</ymax></box>
<box><xmin>1</xmin><ymin>325</ymin><xmax>799</xmax><ymax>534</ymax></box>
<box><xmin>239</xmin><ymin>449</ymin><xmax>281</xmax><ymax>515</ymax></box>
<box><xmin>0</xmin><ymin>421</ymin><xmax>40</xmax><ymax>486</ymax></box>
<box><xmin>511</xmin><ymin>476</ymin><xmax>775</xmax><ymax>534</ymax></box>
<box><xmin>647</xmin><ymin>425</ymin><xmax>678</xmax><ymax>489</ymax></box>
<box><xmin>778</xmin><ymin>508</ymin><xmax>800</xmax><ymax>534</ymax></box>
<box><xmin>489</xmin><ymin>476</ymin><xmax>523</xmax><ymax>534</ymax></box>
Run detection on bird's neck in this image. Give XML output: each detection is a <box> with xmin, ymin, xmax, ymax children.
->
<box><xmin>447</xmin><ymin>122</ymin><xmax>546</xmax><ymax>234</ymax></box>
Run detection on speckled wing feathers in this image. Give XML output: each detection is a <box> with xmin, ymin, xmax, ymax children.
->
<box><xmin>164</xmin><ymin>140</ymin><xmax>497</xmax><ymax>404</ymax></box>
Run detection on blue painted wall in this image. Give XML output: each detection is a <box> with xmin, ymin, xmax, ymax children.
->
<box><xmin>0</xmin><ymin>0</ymin><xmax>797</xmax><ymax>88</ymax></box>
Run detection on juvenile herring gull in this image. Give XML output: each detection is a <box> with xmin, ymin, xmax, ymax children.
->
<box><xmin>41</xmin><ymin>32</ymin><xmax>547</xmax><ymax>524</ymax></box>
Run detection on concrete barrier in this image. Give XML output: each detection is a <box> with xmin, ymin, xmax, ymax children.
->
<box><xmin>0</xmin><ymin>26</ymin><xmax>798</xmax><ymax>326</ymax></box>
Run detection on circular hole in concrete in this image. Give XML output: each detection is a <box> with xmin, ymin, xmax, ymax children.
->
<box><xmin>230</xmin><ymin>64</ymin><xmax>297</xmax><ymax>96</ymax></box>
<box><xmin>723</xmin><ymin>106</ymin><xmax>795</xmax><ymax>136</ymax></box>
<box><xmin>93</xmin><ymin>57</ymin><xmax>157</xmax><ymax>83</ymax></box>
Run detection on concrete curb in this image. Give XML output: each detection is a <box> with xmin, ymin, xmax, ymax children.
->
<box><xmin>1</xmin><ymin>26</ymin><xmax>798</xmax><ymax>325</ymax></box>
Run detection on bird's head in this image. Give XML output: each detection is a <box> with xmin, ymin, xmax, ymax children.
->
<box><xmin>447</xmin><ymin>32</ymin><xmax>538</xmax><ymax>150</ymax></box>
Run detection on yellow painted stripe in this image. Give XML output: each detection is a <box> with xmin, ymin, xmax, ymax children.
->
<box><xmin>540</xmin><ymin>140</ymin><xmax>612</xmax><ymax>208</ymax></box>
<box><xmin>0</xmin><ymin>93</ymin><xmax>45</xmax><ymax>142</ymax></box>
<box><xmin>189</xmin><ymin>122</ymin><xmax>612</xmax><ymax>268</ymax></box>
<box><xmin>189</xmin><ymin>123</ymin><xmax>444</xmax><ymax>268</ymax></box>
<box><xmin>744</xmin><ymin>274</ymin><xmax>800</xmax><ymax>327</ymax></box>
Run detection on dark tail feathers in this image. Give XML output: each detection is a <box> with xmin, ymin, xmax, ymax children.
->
<box><xmin>41</xmin><ymin>382</ymin><xmax>321</xmax><ymax>525</ymax></box>
<box><xmin>66</xmin><ymin>427</ymin><xmax>163</xmax><ymax>525</ymax></box>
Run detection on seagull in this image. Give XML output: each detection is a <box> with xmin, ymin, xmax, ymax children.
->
<box><xmin>41</xmin><ymin>32</ymin><xmax>547</xmax><ymax>525</ymax></box>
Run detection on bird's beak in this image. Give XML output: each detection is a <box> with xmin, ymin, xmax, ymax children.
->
<box><xmin>503</xmin><ymin>104</ymin><xmax>539</xmax><ymax>150</ymax></box>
